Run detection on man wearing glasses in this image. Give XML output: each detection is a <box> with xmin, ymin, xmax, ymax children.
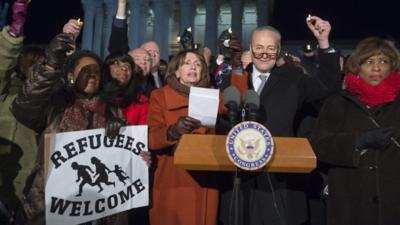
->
<box><xmin>128</xmin><ymin>48</ymin><xmax>155</xmax><ymax>97</ymax></box>
<box><xmin>141</xmin><ymin>41</ymin><xmax>165</xmax><ymax>89</ymax></box>
<box><xmin>219</xmin><ymin>16</ymin><xmax>341</xmax><ymax>225</ymax></box>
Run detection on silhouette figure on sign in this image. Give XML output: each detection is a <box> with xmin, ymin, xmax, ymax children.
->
<box><xmin>109</xmin><ymin>165</ymin><xmax>130</xmax><ymax>185</ymax></box>
<box><xmin>91</xmin><ymin>156</ymin><xmax>115</xmax><ymax>192</ymax></box>
<box><xmin>71</xmin><ymin>162</ymin><xmax>94</xmax><ymax>197</ymax></box>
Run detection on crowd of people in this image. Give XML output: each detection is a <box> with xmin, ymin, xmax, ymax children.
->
<box><xmin>1</xmin><ymin>0</ymin><xmax>400</xmax><ymax>225</ymax></box>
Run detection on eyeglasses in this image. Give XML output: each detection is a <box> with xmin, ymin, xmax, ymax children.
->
<box><xmin>133</xmin><ymin>56</ymin><xmax>152</xmax><ymax>63</ymax></box>
<box><xmin>147</xmin><ymin>49</ymin><xmax>160</xmax><ymax>55</ymax></box>
<box><xmin>251</xmin><ymin>46</ymin><xmax>279</xmax><ymax>59</ymax></box>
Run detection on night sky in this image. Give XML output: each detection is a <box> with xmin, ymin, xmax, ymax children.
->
<box><xmin>272</xmin><ymin>0</ymin><xmax>399</xmax><ymax>41</ymax></box>
<box><xmin>17</xmin><ymin>0</ymin><xmax>400</xmax><ymax>45</ymax></box>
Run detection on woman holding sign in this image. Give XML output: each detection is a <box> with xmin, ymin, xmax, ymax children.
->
<box><xmin>148</xmin><ymin>50</ymin><xmax>219</xmax><ymax>225</ymax></box>
<box><xmin>10</xmin><ymin>25</ymin><xmax>127</xmax><ymax>224</ymax></box>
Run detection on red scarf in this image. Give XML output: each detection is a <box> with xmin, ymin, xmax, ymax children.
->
<box><xmin>344</xmin><ymin>71</ymin><xmax>400</xmax><ymax>107</ymax></box>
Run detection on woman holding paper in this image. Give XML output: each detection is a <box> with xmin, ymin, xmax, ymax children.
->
<box><xmin>148</xmin><ymin>50</ymin><xmax>219</xmax><ymax>225</ymax></box>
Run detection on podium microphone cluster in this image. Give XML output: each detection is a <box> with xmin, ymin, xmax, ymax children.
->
<box><xmin>223</xmin><ymin>86</ymin><xmax>260</xmax><ymax>127</ymax></box>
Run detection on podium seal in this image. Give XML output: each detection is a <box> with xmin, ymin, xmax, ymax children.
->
<box><xmin>226</xmin><ymin>121</ymin><xmax>274</xmax><ymax>171</ymax></box>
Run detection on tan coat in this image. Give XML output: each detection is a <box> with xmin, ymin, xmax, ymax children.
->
<box><xmin>0</xmin><ymin>26</ymin><xmax>38</xmax><ymax>215</ymax></box>
<box><xmin>148</xmin><ymin>85</ymin><xmax>219</xmax><ymax>225</ymax></box>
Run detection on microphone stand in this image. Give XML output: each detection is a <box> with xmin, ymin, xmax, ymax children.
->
<box><xmin>231</xmin><ymin>107</ymin><xmax>246</xmax><ymax>225</ymax></box>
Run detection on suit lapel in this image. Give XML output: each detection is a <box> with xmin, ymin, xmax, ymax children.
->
<box><xmin>249</xmin><ymin>66</ymin><xmax>280</xmax><ymax>97</ymax></box>
<box><xmin>260</xmin><ymin>71</ymin><xmax>279</xmax><ymax>97</ymax></box>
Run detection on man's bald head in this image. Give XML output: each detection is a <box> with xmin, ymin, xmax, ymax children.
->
<box><xmin>129</xmin><ymin>48</ymin><xmax>152</xmax><ymax>76</ymax></box>
<box><xmin>141</xmin><ymin>41</ymin><xmax>160</xmax><ymax>72</ymax></box>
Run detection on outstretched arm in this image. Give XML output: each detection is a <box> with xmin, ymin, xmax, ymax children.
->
<box><xmin>0</xmin><ymin>0</ymin><xmax>29</xmax><ymax>89</ymax></box>
<box><xmin>108</xmin><ymin>0</ymin><xmax>129</xmax><ymax>53</ymax></box>
<box><xmin>11</xmin><ymin>33</ymin><xmax>75</xmax><ymax>133</ymax></box>
<box><xmin>301</xmin><ymin>15</ymin><xmax>341</xmax><ymax>103</ymax></box>
<box><xmin>9</xmin><ymin>0</ymin><xmax>30</xmax><ymax>37</ymax></box>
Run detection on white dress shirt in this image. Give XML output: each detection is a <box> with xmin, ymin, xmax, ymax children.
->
<box><xmin>152</xmin><ymin>71</ymin><xmax>162</xmax><ymax>88</ymax></box>
<box><xmin>251</xmin><ymin>65</ymin><xmax>270</xmax><ymax>92</ymax></box>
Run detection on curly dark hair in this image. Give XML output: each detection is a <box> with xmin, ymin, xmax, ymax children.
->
<box><xmin>100</xmin><ymin>51</ymin><xmax>144</xmax><ymax>107</ymax></box>
<box><xmin>63</xmin><ymin>50</ymin><xmax>103</xmax><ymax>76</ymax></box>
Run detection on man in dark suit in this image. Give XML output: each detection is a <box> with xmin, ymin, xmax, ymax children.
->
<box><xmin>141</xmin><ymin>41</ymin><xmax>165</xmax><ymax>89</ymax></box>
<box><xmin>218</xmin><ymin>16</ymin><xmax>341</xmax><ymax>225</ymax></box>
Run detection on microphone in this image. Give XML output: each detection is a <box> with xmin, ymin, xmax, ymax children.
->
<box><xmin>243</xmin><ymin>89</ymin><xmax>260</xmax><ymax>121</ymax></box>
<box><xmin>223</xmin><ymin>86</ymin><xmax>241</xmax><ymax>128</ymax></box>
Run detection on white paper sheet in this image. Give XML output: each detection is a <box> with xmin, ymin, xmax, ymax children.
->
<box><xmin>188</xmin><ymin>87</ymin><xmax>220</xmax><ymax>128</ymax></box>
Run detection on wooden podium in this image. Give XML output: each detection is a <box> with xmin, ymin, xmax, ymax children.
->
<box><xmin>174</xmin><ymin>134</ymin><xmax>316</xmax><ymax>173</ymax></box>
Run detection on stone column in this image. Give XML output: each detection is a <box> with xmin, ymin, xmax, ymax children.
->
<box><xmin>128</xmin><ymin>0</ymin><xmax>149</xmax><ymax>49</ymax></box>
<box><xmin>230</xmin><ymin>0</ymin><xmax>243</xmax><ymax>40</ymax></box>
<box><xmin>92</xmin><ymin>2</ymin><xmax>104</xmax><ymax>55</ymax></box>
<box><xmin>102</xmin><ymin>0</ymin><xmax>117</xmax><ymax>57</ymax></box>
<box><xmin>204</xmin><ymin>0</ymin><xmax>219</xmax><ymax>54</ymax></box>
<box><xmin>153</xmin><ymin>0</ymin><xmax>173</xmax><ymax>61</ymax></box>
<box><xmin>179</xmin><ymin>0</ymin><xmax>195</xmax><ymax>35</ymax></box>
<box><xmin>256</xmin><ymin>0</ymin><xmax>271</xmax><ymax>27</ymax></box>
<box><xmin>0</xmin><ymin>1</ymin><xmax>10</xmax><ymax>30</ymax></box>
<box><xmin>81</xmin><ymin>0</ymin><xmax>96</xmax><ymax>50</ymax></box>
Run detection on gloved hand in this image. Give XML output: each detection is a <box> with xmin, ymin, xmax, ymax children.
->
<box><xmin>10</xmin><ymin>0</ymin><xmax>30</xmax><ymax>36</ymax></box>
<box><xmin>105</xmin><ymin>117</ymin><xmax>127</xmax><ymax>139</ymax></box>
<box><xmin>218</xmin><ymin>29</ymin><xmax>231</xmax><ymax>57</ymax></box>
<box><xmin>228</xmin><ymin>35</ymin><xmax>243</xmax><ymax>68</ymax></box>
<box><xmin>167</xmin><ymin>116</ymin><xmax>201</xmax><ymax>141</ymax></box>
<box><xmin>46</xmin><ymin>33</ymin><xmax>75</xmax><ymax>69</ymax></box>
<box><xmin>355</xmin><ymin>127</ymin><xmax>394</xmax><ymax>150</ymax></box>
<box><xmin>180</xmin><ymin>27</ymin><xmax>194</xmax><ymax>50</ymax></box>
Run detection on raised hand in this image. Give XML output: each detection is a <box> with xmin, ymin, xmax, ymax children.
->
<box><xmin>306</xmin><ymin>15</ymin><xmax>331</xmax><ymax>49</ymax></box>
<box><xmin>180</xmin><ymin>27</ymin><xmax>194</xmax><ymax>50</ymax></box>
<box><xmin>62</xmin><ymin>18</ymin><xmax>83</xmax><ymax>40</ymax></box>
<box><xmin>10</xmin><ymin>0</ymin><xmax>30</xmax><ymax>37</ymax></box>
<box><xmin>116</xmin><ymin>0</ymin><xmax>127</xmax><ymax>18</ymax></box>
<box><xmin>46</xmin><ymin>33</ymin><xmax>75</xmax><ymax>69</ymax></box>
<box><xmin>105</xmin><ymin>116</ymin><xmax>127</xmax><ymax>139</ymax></box>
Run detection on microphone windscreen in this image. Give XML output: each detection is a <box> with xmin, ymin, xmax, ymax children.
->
<box><xmin>243</xmin><ymin>89</ymin><xmax>260</xmax><ymax>109</ymax></box>
<box><xmin>223</xmin><ymin>86</ymin><xmax>240</xmax><ymax>106</ymax></box>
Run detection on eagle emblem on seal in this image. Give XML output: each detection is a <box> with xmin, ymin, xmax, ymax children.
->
<box><xmin>236</xmin><ymin>136</ymin><xmax>261</xmax><ymax>160</ymax></box>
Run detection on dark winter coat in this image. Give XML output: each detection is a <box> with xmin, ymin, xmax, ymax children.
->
<box><xmin>0</xmin><ymin>26</ymin><xmax>38</xmax><ymax>219</ymax></box>
<box><xmin>10</xmin><ymin>64</ymin><xmax>120</xmax><ymax>225</ymax></box>
<box><xmin>218</xmin><ymin>50</ymin><xmax>341</xmax><ymax>225</ymax></box>
<box><xmin>310</xmin><ymin>90</ymin><xmax>400</xmax><ymax>225</ymax></box>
